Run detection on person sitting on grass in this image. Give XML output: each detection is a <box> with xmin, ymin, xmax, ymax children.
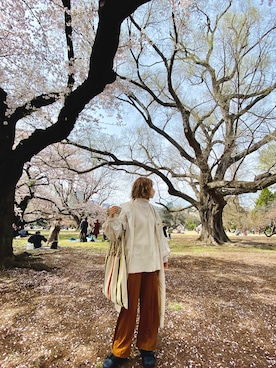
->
<box><xmin>28</xmin><ymin>231</ymin><xmax>47</xmax><ymax>249</ymax></box>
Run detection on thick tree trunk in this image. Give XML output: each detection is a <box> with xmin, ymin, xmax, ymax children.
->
<box><xmin>198</xmin><ymin>192</ymin><xmax>230</xmax><ymax>245</ymax></box>
<box><xmin>0</xmin><ymin>185</ymin><xmax>16</xmax><ymax>265</ymax></box>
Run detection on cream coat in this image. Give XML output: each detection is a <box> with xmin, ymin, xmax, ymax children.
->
<box><xmin>102</xmin><ymin>200</ymin><xmax>170</xmax><ymax>327</ymax></box>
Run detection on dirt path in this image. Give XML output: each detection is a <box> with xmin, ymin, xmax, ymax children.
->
<box><xmin>0</xmin><ymin>238</ymin><xmax>276</xmax><ymax>368</ymax></box>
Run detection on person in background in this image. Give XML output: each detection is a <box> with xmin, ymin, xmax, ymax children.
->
<box><xmin>167</xmin><ymin>227</ymin><xmax>173</xmax><ymax>240</ymax></box>
<box><xmin>47</xmin><ymin>218</ymin><xmax>62</xmax><ymax>249</ymax></box>
<box><xmin>12</xmin><ymin>223</ymin><xmax>19</xmax><ymax>237</ymax></box>
<box><xmin>80</xmin><ymin>217</ymin><xmax>88</xmax><ymax>242</ymax></box>
<box><xmin>93</xmin><ymin>219</ymin><xmax>100</xmax><ymax>239</ymax></box>
<box><xmin>18</xmin><ymin>227</ymin><xmax>29</xmax><ymax>237</ymax></box>
<box><xmin>102</xmin><ymin>177</ymin><xmax>170</xmax><ymax>368</ymax></box>
<box><xmin>162</xmin><ymin>224</ymin><xmax>168</xmax><ymax>238</ymax></box>
<box><xmin>28</xmin><ymin>231</ymin><xmax>47</xmax><ymax>249</ymax></box>
<box><xmin>16</xmin><ymin>216</ymin><xmax>26</xmax><ymax>232</ymax></box>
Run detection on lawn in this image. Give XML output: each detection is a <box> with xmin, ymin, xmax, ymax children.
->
<box><xmin>0</xmin><ymin>232</ymin><xmax>275</xmax><ymax>367</ymax></box>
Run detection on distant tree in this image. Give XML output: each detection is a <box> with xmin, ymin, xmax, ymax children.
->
<box><xmin>159</xmin><ymin>204</ymin><xmax>199</xmax><ymax>230</ymax></box>
<box><xmin>250</xmin><ymin>187</ymin><xmax>276</xmax><ymax>235</ymax></box>
<box><xmin>14</xmin><ymin>163</ymin><xmax>47</xmax><ymax>221</ymax></box>
<box><xmin>223</xmin><ymin>196</ymin><xmax>251</xmax><ymax>233</ymax></box>
<box><xmin>255</xmin><ymin>188</ymin><xmax>276</xmax><ymax>208</ymax></box>
<box><xmin>258</xmin><ymin>144</ymin><xmax>276</xmax><ymax>176</ymax></box>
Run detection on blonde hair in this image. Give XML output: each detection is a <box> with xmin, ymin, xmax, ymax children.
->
<box><xmin>131</xmin><ymin>177</ymin><xmax>153</xmax><ymax>200</ymax></box>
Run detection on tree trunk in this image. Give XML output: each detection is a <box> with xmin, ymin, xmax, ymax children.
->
<box><xmin>198</xmin><ymin>192</ymin><xmax>230</xmax><ymax>245</ymax></box>
<box><xmin>0</xmin><ymin>0</ymin><xmax>151</xmax><ymax>266</ymax></box>
<box><xmin>0</xmin><ymin>185</ymin><xmax>16</xmax><ymax>266</ymax></box>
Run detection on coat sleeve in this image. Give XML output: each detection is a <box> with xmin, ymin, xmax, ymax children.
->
<box><xmin>102</xmin><ymin>217</ymin><xmax>122</xmax><ymax>241</ymax></box>
<box><xmin>102</xmin><ymin>206</ymin><xmax>128</xmax><ymax>241</ymax></box>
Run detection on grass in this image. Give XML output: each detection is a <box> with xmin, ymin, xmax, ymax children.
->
<box><xmin>12</xmin><ymin>229</ymin><xmax>276</xmax><ymax>256</ymax></box>
<box><xmin>12</xmin><ymin>230</ymin><xmax>110</xmax><ymax>254</ymax></box>
<box><xmin>168</xmin><ymin>301</ymin><xmax>183</xmax><ymax>312</ymax></box>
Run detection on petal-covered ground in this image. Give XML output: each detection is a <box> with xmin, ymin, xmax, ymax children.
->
<box><xmin>0</xmin><ymin>235</ymin><xmax>275</xmax><ymax>368</ymax></box>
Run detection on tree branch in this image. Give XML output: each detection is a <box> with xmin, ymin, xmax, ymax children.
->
<box><xmin>10</xmin><ymin>0</ymin><xmax>151</xmax><ymax>171</ymax></box>
<box><xmin>62</xmin><ymin>0</ymin><xmax>75</xmax><ymax>90</ymax></box>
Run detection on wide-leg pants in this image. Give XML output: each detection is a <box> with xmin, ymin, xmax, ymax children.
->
<box><xmin>112</xmin><ymin>271</ymin><xmax>160</xmax><ymax>358</ymax></box>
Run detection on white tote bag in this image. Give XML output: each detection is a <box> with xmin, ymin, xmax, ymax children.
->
<box><xmin>103</xmin><ymin>231</ymin><xmax>128</xmax><ymax>309</ymax></box>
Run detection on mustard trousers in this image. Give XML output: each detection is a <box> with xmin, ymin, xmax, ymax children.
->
<box><xmin>112</xmin><ymin>271</ymin><xmax>160</xmax><ymax>358</ymax></box>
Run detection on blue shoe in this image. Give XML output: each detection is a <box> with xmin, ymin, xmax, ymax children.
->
<box><xmin>140</xmin><ymin>350</ymin><xmax>156</xmax><ymax>368</ymax></box>
<box><xmin>102</xmin><ymin>353</ymin><xmax>128</xmax><ymax>368</ymax></box>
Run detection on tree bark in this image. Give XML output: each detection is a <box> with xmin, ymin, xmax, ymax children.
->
<box><xmin>0</xmin><ymin>186</ymin><xmax>16</xmax><ymax>265</ymax></box>
<box><xmin>198</xmin><ymin>191</ymin><xmax>229</xmax><ymax>245</ymax></box>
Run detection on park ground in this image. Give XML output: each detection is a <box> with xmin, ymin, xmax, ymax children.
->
<box><xmin>0</xmin><ymin>232</ymin><xmax>276</xmax><ymax>368</ymax></box>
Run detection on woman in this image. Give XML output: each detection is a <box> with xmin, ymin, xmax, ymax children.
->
<box><xmin>47</xmin><ymin>218</ymin><xmax>62</xmax><ymax>249</ymax></box>
<box><xmin>102</xmin><ymin>177</ymin><xmax>170</xmax><ymax>368</ymax></box>
<box><xmin>93</xmin><ymin>219</ymin><xmax>101</xmax><ymax>238</ymax></box>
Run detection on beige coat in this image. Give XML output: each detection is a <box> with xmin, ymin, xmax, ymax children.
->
<box><xmin>103</xmin><ymin>200</ymin><xmax>170</xmax><ymax>327</ymax></box>
<box><xmin>47</xmin><ymin>220</ymin><xmax>61</xmax><ymax>243</ymax></box>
